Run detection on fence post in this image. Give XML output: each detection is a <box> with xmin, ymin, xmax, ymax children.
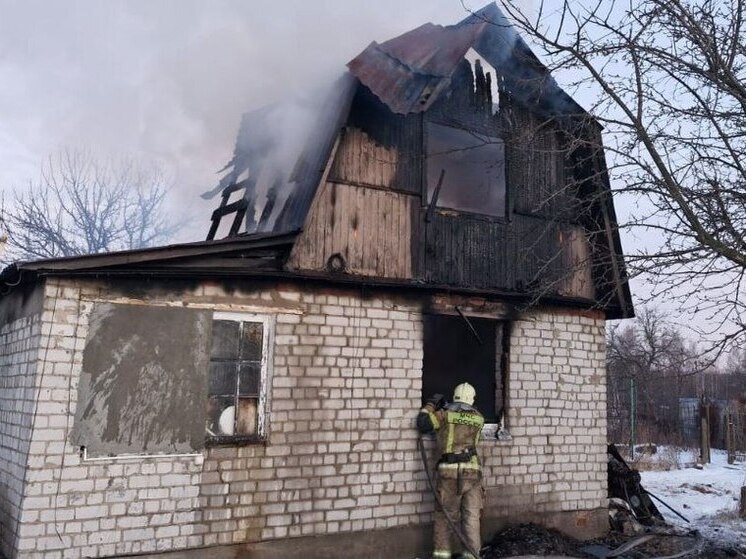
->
<box><xmin>727</xmin><ymin>412</ymin><xmax>736</xmax><ymax>465</ymax></box>
<box><xmin>630</xmin><ymin>377</ymin><xmax>636</xmax><ymax>460</ymax></box>
<box><xmin>700</xmin><ymin>401</ymin><xmax>711</xmax><ymax>464</ymax></box>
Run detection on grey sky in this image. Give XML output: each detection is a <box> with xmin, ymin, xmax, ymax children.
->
<box><xmin>0</xmin><ymin>0</ymin><xmax>497</xmax><ymax>241</ymax></box>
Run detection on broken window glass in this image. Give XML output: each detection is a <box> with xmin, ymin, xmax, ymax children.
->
<box><xmin>206</xmin><ymin>317</ymin><xmax>267</xmax><ymax>443</ymax></box>
<box><xmin>426</xmin><ymin>121</ymin><xmax>506</xmax><ymax>217</ymax></box>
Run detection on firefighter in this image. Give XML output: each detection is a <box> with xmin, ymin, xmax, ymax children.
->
<box><xmin>417</xmin><ymin>382</ymin><xmax>484</xmax><ymax>559</ymax></box>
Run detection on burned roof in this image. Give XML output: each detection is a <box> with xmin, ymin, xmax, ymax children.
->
<box><xmin>202</xmin><ymin>74</ymin><xmax>356</xmax><ymax>238</ymax></box>
<box><xmin>348</xmin><ymin>4</ymin><xmax>585</xmax><ymax>118</ymax></box>
<box><xmin>205</xmin><ymin>2</ymin><xmax>589</xmax><ymax>240</ymax></box>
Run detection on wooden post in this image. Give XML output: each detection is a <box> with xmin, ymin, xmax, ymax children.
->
<box><xmin>700</xmin><ymin>402</ymin><xmax>711</xmax><ymax>464</ymax></box>
<box><xmin>727</xmin><ymin>412</ymin><xmax>736</xmax><ymax>465</ymax></box>
<box><xmin>630</xmin><ymin>377</ymin><xmax>636</xmax><ymax>461</ymax></box>
<box><xmin>740</xmin><ymin>487</ymin><xmax>746</xmax><ymax>519</ymax></box>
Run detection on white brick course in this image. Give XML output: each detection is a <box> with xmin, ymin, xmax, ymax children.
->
<box><xmin>1</xmin><ymin>278</ymin><xmax>608</xmax><ymax>558</ymax></box>
<box><xmin>0</xmin><ymin>288</ymin><xmax>43</xmax><ymax>559</ymax></box>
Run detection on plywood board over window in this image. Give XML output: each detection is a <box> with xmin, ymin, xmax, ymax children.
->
<box><xmin>70</xmin><ymin>303</ymin><xmax>212</xmax><ymax>457</ymax></box>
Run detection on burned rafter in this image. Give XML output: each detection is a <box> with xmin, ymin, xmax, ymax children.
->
<box><xmin>257</xmin><ymin>177</ymin><xmax>282</xmax><ymax>229</ymax></box>
<box><xmin>206</xmin><ymin>174</ymin><xmax>258</xmax><ymax>241</ymax></box>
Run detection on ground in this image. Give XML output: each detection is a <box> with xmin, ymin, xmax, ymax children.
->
<box><xmin>480</xmin><ymin>447</ymin><xmax>746</xmax><ymax>558</ymax></box>
<box><xmin>640</xmin><ymin>448</ymin><xmax>746</xmax><ymax>554</ymax></box>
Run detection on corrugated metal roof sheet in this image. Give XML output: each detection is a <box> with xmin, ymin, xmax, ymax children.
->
<box><xmin>348</xmin><ymin>20</ymin><xmax>488</xmax><ymax>114</ymax></box>
<box><xmin>348</xmin><ymin>3</ymin><xmax>585</xmax><ymax>118</ymax></box>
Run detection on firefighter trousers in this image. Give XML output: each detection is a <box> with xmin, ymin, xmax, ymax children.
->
<box><xmin>432</xmin><ymin>473</ymin><xmax>483</xmax><ymax>559</ymax></box>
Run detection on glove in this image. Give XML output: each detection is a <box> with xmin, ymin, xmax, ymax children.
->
<box><xmin>426</xmin><ymin>393</ymin><xmax>445</xmax><ymax>409</ymax></box>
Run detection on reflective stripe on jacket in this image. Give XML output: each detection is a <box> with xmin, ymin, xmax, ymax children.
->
<box><xmin>419</xmin><ymin>401</ymin><xmax>484</xmax><ymax>473</ymax></box>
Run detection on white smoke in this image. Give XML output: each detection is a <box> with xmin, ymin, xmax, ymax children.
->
<box><xmin>0</xmin><ymin>1</ymin><xmax>535</xmax><ymax>242</ymax></box>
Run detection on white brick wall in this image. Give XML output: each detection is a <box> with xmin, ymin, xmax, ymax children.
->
<box><xmin>480</xmin><ymin>311</ymin><xmax>608</xmax><ymax>515</ymax></box>
<box><xmin>0</xmin><ymin>297</ymin><xmax>43</xmax><ymax>559</ymax></box>
<box><xmin>3</xmin><ymin>278</ymin><xmax>608</xmax><ymax>558</ymax></box>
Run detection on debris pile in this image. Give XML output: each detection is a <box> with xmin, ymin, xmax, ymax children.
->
<box><xmin>482</xmin><ymin>524</ymin><xmax>583</xmax><ymax>558</ymax></box>
<box><xmin>607</xmin><ymin>444</ymin><xmax>664</xmax><ymax>527</ymax></box>
<box><xmin>480</xmin><ymin>523</ymin><xmax>717</xmax><ymax>558</ymax></box>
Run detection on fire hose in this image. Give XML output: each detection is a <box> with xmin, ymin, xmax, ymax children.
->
<box><xmin>418</xmin><ymin>434</ymin><xmax>484</xmax><ymax>559</ymax></box>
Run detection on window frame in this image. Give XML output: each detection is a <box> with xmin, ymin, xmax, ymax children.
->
<box><xmin>424</xmin><ymin>119</ymin><xmax>508</xmax><ymax>220</ymax></box>
<box><xmin>420</xmin><ymin>312</ymin><xmax>510</xmax><ymax>438</ymax></box>
<box><xmin>205</xmin><ymin>312</ymin><xmax>274</xmax><ymax>446</ymax></box>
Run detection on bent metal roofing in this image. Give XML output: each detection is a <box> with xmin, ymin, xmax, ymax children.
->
<box><xmin>347</xmin><ymin>3</ymin><xmax>584</xmax><ymax>118</ymax></box>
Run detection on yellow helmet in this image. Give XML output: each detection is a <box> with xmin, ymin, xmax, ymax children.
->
<box><xmin>453</xmin><ymin>382</ymin><xmax>476</xmax><ymax>406</ymax></box>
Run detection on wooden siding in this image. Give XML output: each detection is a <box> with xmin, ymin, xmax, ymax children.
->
<box><xmin>423</xmin><ymin>212</ymin><xmax>515</xmax><ymax>289</ymax></box>
<box><xmin>328</xmin><ymin>86</ymin><xmax>422</xmax><ymax>194</ymax></box>
<box><xmin>508</xmin><ymin>106</ymin><xmax>572</xmax><ymax>218</ymax></box>
<box><xmin>288</xmin><ymin>181</ymin><xmax>415</xmax><ymax>279</ymax></box>
<box><xmin>289</xmin><ymin>85</ymin><xmax>601</xmax><ymax>305</ymax></box>
<box><xmin>559</xmin><ymin>226</ymin><xmax>595</xmax><ymax>299</ymax></box>
<box><xmin>329</xmin><ymin>127</ymin><xmax>400</xmax><ymax>190</ymax></box>
<box><xmin>510</xmin><ymin>216</ymin><xmax>594</xmax><ymax>299</ymax></box>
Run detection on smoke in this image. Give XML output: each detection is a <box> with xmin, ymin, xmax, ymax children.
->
<box><xmin>0</xmin><ymin>1</ymin><xmax>536</xmax><ymax>243</ymax></box>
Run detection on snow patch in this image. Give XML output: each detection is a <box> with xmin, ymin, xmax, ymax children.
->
<box><xmin>640</xmin><ymin>448</ymin><xmax>746</xmax><ymax>546</ymax></box>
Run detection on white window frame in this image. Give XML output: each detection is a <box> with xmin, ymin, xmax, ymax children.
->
<box><xmin>207</xmin><ymin>312</ymin><xmax>274</xmax><ymax>444</ymax></box>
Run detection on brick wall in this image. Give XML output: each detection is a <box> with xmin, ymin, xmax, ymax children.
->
<box><xmin>481</xmin><ymin>311</ymin><xmax>608</xmax><ymax>525</ymax></box>
<box><xmin>5</xmin><ymin>278</ymin><xmax>608</xmax><ymax>558</ymax></box>
<box><xmin>0</xmin><ymin>291</ymin><xmax>43</xmax><ymax>559</ymax></box>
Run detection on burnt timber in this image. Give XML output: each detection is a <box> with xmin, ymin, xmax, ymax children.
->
<box><xmin>200</xmin><ymin>4</ymin><xmax>632</xmax><ymax>319</ymax></box>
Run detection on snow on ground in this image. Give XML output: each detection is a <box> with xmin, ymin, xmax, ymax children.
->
<box><xmin>640</xmin><ymin>448</ymin><xmax>746</xmax><ymax>547</ymax></box>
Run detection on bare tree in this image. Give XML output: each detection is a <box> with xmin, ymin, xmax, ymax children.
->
<box><xmin>486</xmin><ymin>0</ymin><xmax>746</xmax><ymax>353</ymax></box>
<box><xmin>607</xmin><ymin>306</ymin><xmax>703</xmax><ymax>445</ymax></box>
<box><xmin>1</xmin><ymin>150</ymin><xmax>178</xmax><ymax>262</ymax></box>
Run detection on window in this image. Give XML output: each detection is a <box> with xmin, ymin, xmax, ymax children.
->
<box><xmin>421</xmin><ymin>313</ymin><xmax>508</xmax><ymax>425</ymax></box>
<box><xmin>426</xmin><ymin>121</ymin><xmax>506</xmax><ymax>217</ymax></box>
<box><xmin>206</xmin><ymin>313</ymin><xmax>273</xmax><ymax>444</ymax></box>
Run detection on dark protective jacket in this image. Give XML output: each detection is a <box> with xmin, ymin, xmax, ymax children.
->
<box><xmin>417</xmin><ymin>401</ymin><xmax>484</xmax><ymax>477</ymax></box>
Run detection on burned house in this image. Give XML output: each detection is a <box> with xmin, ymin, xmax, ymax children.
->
<box><xmin>0</xmin><ymin>4</ymin><xmax>632</xmax><ymax>559</ymax></box>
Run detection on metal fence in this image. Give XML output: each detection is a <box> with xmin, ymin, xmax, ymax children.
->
<box><xmin>608</xmin><ymin>391</ymin><xmax>746</xmax><ymax>463</ymax></box>
<box><xmin>607</xmin><ymin>384</ymin><xmax>703</xmax><ymax>452</ymax></box>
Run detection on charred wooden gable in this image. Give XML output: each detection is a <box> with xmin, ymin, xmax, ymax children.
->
<box><xmin>207</xmin><ymin>3</ymin><xmax>633</xmax><ymax>318</ymax></box>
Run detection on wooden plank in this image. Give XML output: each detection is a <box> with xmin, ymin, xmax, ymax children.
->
<box><xmin>403</xmin><ymin>196</ymin><xmax>411</xmax><ymax>277</ymax></box>
<box><xmin>362</xmin><ymin>189</ymin><xmax>378</xmax><ymax>275</ymax></box>
<box><xmin>352</xmin><ymin>185</ymin><xmax>365</xmax><ymax>273</ymax></box>
<box><xmin>356</xmin><ymin>185</ymin><xmax>367</xmax><ymax>274</ymax></box>
<box><xmin>340</xmin><ymin>181</ymin><xmax>351</xmax><ymax>266</ymax></box>
<box><xmin>382</xmin><ymin>190</ymin><xmax>392</xmax><ymax>277</ymax></box>
<box><xmin>400</xmin><ymin>194</ymin><xmax>410</xmax><ymax>277</ymax></box>
<box><xmin>374</xmin><ymin>187</ymin><xmax>383</xmax><ymax>274</ymax></box>
<box><xmin>313</xmin><ymin>183</ymin><xmax>328</xmax><ymax>269</ymax></box>
<box><xmin>391</xmin><ymin>191</ymin><xmax>401</xmax><ymax>276</ymax></box>
<box><xmin>330</xmin><ymin>127</ymin><xmax>402</xmax><ymax>190</ymax></box>
<box><xmin>386</xmin><ymin>190</ymin><xmax>394</xmax><ymax>276</ymax></box>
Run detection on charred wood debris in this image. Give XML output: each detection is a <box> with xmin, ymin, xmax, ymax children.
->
<box><xmin>479</xmin><ymin>446</ymin><xmax>739</xmax><ymax>558</ymax></box>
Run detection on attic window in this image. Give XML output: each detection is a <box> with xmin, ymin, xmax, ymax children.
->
<box><xmin>426</xmin><ymin>122</ymin><xmax>506</xmax><ymax>217</ymax></box>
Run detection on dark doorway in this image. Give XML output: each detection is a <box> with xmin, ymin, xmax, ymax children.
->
<box><xmin>422</xmin><ymin>313</ymin><xmax>504</xmax><ymax>423</ymax></box>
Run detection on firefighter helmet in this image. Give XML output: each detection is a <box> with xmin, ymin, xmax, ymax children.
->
<box><xmin>453</xmin><ymin>382</ymin><xmax>476</xmax><ymax>406</ymax></box>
